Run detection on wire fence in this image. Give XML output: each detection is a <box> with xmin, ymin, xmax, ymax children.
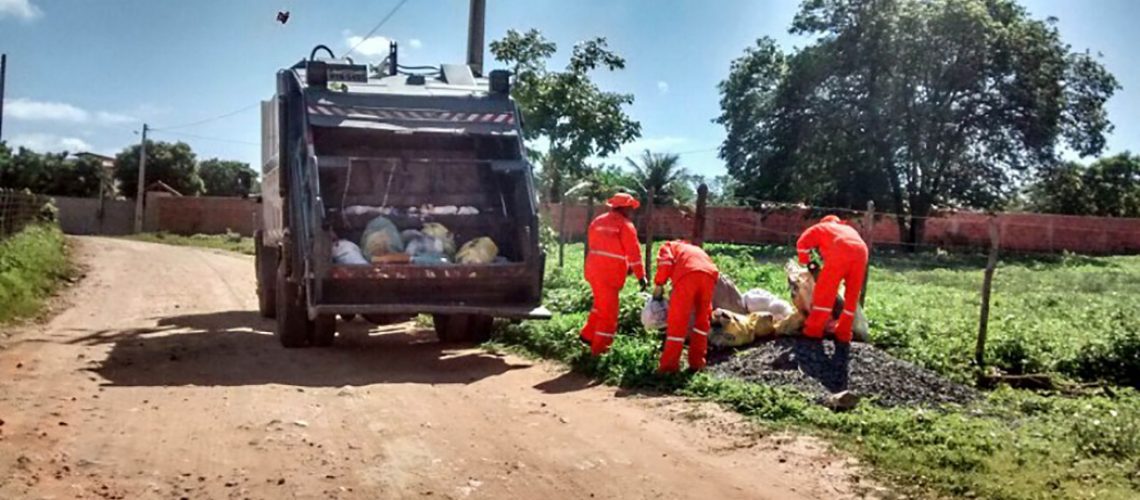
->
<box><xmin>0</xmin><ymin>189</ymin><xmax>53</xmax><ymax>241</ymax></box>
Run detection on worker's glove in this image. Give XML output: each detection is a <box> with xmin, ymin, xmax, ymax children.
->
<box><xmin>638</xmin><ymin>277</ymin><xmax>649</xmax><ymax>292</ymax></box>
<box><xmin>652</xmin><ymin>285</ymin><xmax>665</xmax><ymax>301</ymax></box>
<box><xmin>807</xmin><ymin>261</ymin><xmax>821</xmax><ymax>277</ymax></box>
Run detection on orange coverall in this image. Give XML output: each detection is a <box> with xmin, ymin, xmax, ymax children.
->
<box><xmin>796</xmin><ymin>216</ymin><xmax>868</xmax><ymax>342</ymax></box>
<box><xmin>580</xmin><ymin>211</ymin><xmax>645</xmax><ymax>355</ymax></box>
<box><xmin>654</xmin><ymin>240</ymin><xmax>719</xmax><ymax>373</ymax></box>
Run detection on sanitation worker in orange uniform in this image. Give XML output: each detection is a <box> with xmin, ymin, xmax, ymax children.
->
<box><xmin>579</xmin><ymin>193</ymin><xmax>647</xmax><ymax>356</ymax></box>
<box><xmin>796</xmin><ymin>215</ymin><xmax>868</xmax><ymax>343</ymax></box>
<box><xmin>652</xmin><ymin>240</ymin><xmax>719</xmax><ymax>373</ymax></box>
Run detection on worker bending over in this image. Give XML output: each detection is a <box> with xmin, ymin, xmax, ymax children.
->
<box><xmin>580</xmin><ymin>193</ymin><xmax>647</xmax><ymax>356</ymax></box>
<box><xmin>653</xmin><ymin>240</ymin><xmax>719</xmax><ymax>373</ymax></box>
<box><xmin>796</xmin><ymin>215</ymin><xmax>868</xmax><ymax>343</ymax></box>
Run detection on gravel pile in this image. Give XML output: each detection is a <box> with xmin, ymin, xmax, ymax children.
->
<box><xmin>709</xmin><ymin>338</ymin><xmax>978</xmax><ymax>408</ymax></box>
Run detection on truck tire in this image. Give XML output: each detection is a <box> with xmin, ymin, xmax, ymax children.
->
<box><xmin>275</xmin><ymin>261</ymin><xmax>309</xmax><ymax>348</ymax></box>
<box><xmin>255</xmin><ymin>231</ymin><xmax>277</xmax><ymax>319</ymax></box>
<box><xmin>309</xmin><ymin>315</ymin><xmax>336</xmax><ymax>347</ymax></box>
<box><xmin>433</xmin><ymin>314</ymin><xmax>493</xmax><ymax>343</ymax></box>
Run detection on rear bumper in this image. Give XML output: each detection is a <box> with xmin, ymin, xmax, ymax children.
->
<box><xmin>310</xmin><ymin>303</ymin><xmax>551</xmax><ymax>319</ymax></box>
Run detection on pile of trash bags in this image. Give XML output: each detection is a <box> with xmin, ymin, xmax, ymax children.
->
<box><xmin>330</xmin><ymin>214</ymin><xmax>501</xmax><ymax>266</ymax></box>
<box><xmin>701</xmin><ymin>260</ymin><xmax>869</xmax><ymax>347</ymax></box>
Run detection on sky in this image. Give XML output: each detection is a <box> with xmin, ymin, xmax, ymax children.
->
<box><xmin>1</xmin><ymin>0</ymin><xmax>1138</xmax><ymax>180</ymax></box>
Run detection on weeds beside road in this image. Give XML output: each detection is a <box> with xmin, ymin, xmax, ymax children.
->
<box><xmin>125</xmin><ymin>231</ymin><xmax>254</xmax><ymax>255</ymax></box>
<box><xmin>0</xmin><ymin>224</ymin><xmax>71</xmax><ymax>324</ymax></box>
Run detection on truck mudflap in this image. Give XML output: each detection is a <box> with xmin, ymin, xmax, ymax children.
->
<box><xmin>310</xmin><ymin>303</ymin><xmax>551</xmax><ymax>320</ymax></box>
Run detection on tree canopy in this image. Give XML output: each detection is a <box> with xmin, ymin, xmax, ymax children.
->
<box><xmin>490</xmin><ymin>29</ymin><xmax>641</xmax><ymax>201</ymax></box>
<box><xmin>624</xmin><ymin>150</ymin><xmax>695</xmax><ymax>207</ymax></box>
<box><xmin>0</xmin><ymin>143</ymin><xmax>105</xmax><ymax>198</ymax></box>
<box><xmin>1027</xmin><ymin>153</ymin><xmax>1140</xmax><ymax>217</ymax></box>
<box><xmin>717</xmin><ymin>0</ymin><xmax>1118</xmax><ymax>244</ymax></box>
<box><xmin>114</xmin><ymin>141</ymin><xmax>204</xmax><ymax>197</ymax></box>
<box><xmin>199</xmin><ymin>159</ymin><xmax>258</xmax><ymax>197</ymax></box>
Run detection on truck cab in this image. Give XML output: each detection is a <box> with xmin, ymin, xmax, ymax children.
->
<box><xmin>256</xmin><ymin>44</ymin><xmax>549</xmax><ymax>348</ymax></box>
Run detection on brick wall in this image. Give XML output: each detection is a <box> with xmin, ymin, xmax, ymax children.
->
<box><xmin>154</xmin><ymin>196</ymin><xmax>258</xmax><ymax>236</ymax></box>
<box><xmin>543</xmin><ymin>204</ymin><xmax>1140</xmax><ymax>255</ymax></box>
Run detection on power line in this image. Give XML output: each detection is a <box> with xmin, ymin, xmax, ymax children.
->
<box><xmin>149</xmin><ymin>129</ymin><xmax>258</xmax><ymax>146</ymax></box>
<box><xmin>151</xmin><ymin>102</ymin><xmax>260</xmax><ymax>131</ymax></box>
<box><xmin>672</xmin><ymin>147</ymin><xmax>719</xmax><ymax>156</ymax></box>
<box><xmin>345</xmin><ymin>0</ymin><xmax>411</xmax><ymax>58</ymax></box>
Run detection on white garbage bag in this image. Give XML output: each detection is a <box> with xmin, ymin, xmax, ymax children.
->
<box><xmin>742</xmin><ymin>289</ymin><xmax>777</xmax><ymax>313</ymax></box>
<box><xmin>332</xmin><ymin>239</ymin><xmax>369</xmax><ymax>265</ymax></box>
<box><xmin>641</xmin><ymin>295</ymin><xmax>668</xmax><ymax>330</ymax></box>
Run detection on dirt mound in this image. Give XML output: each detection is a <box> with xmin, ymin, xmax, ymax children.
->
<box><xmin>709</xmin><ymin>338</ymin><xmax>977</xmax><ymax>408</ymax></box>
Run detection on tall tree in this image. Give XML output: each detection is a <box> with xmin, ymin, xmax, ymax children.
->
<box><xmin>490</xmin><ymin>29</ymin><xmax>641</xmax><ymax>201</ymax></box>
<box><xmin>0</xmin><ymin>145</ymin><xmax>103</xmax><ymax>197</ymax></box>
<box><xmin>624</xmin><ymin>150</ymin><xmax>694</xmax><ymax>206</ymax></box>
<box><xmin>199</xmin><ymin>159</ymin><xmax>258</xmax><ymax>197</ymax></box>
<box><xmin>717</xmin><ymin>0</ymin><xmax>1118</xmax><ymax>245</ymax></box>
<box><xmin>114</xmin><ymin>141</ymin><xmax>204</xmax><ymax>197</ymax></box>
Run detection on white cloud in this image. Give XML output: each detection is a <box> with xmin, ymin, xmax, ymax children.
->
<box><xmin>10</xmin><ymin>133</ymin><xmax>93</xmax><ymax>153</ymax></box>
<box><xmin>0</xmin><ymin>0</ymin><xmax>41</xmax><ymax>21</ymax></box>
<box><xmin>94</xmin><ymin>111</ymin><xmax>136</xmax><ymax>125</ymax></box>
<box><xmin>3</xmin><ymin>98</ymin><xmax>136</xmax><ymax>125</ymax></box>
<box><xmin>408</xmin><ymin>38</ymin><xmax>423</xmax><ymax>49</ymax></box>
<box><xmin>344</xmin><ymin>34</ymin><xmax>392</xmax><ymax>57</ymax></box>
<box><xmin>5</xmin><ymin>98</ymin><xmax>87</xmax><ymax>122</ymax></box>
<box><xmin>656</xmin><ymin>81</ymin><xmax>670</xmax><ymax>95</ymax></box>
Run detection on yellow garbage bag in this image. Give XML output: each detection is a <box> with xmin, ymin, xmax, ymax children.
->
<box><xmin>456</xmin><ymin>237</ymin><xmax>499</xmax><ymax>264</ymax></box>
<box><xmin>421</xmin><ymin>222</ymin><xmax>457</xmax><ymax>256</ymax></box>
<box><xmin>709</xmin><ymin>309</ymin><xmax>777</xmax><ymax>347</ymax></box>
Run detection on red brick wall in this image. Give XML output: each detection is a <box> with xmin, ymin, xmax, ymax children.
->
<box><xmin>155</xmin><ymin>197</ymin><xmax>258</xmax><ymax>236</ymax></box>
<box><xmin>543</xmin><ymin>204</ymin><xmax>1140</xmax><ymax>255</ymax></box>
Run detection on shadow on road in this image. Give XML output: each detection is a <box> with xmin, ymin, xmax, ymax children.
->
<box><xmin>88</xmin><ymin>310</ymin><xmax>531</xmax><ymax>388</ymax></box>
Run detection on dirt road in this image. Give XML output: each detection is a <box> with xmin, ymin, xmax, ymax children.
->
<box><xmin>0</xmin><ymin>237</ymin><xmax>868</xmax><ymax>499</ymax></box>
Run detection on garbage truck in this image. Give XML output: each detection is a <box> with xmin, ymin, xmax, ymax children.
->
<box><xmin>255</xmin><ymin>44</ymin><xmax>549</xmax><ymax>348</ymax></box>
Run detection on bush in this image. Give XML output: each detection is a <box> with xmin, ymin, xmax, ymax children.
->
<box><xmin>0</xmin><ymin>224</ymin><xmax>70</xmax><ymax>323</ymax></box>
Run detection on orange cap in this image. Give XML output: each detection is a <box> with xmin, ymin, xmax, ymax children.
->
<box><xmin>821</xmin><ymin>215</ymin><xmax>841</xmax><ymax>223</ymax></box>
<box><xmin>606</xmin><ymin>193</ymin><xmax>641</xmax><ymax>209</ymax></box>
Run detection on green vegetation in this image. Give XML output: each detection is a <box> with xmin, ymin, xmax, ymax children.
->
<box><xmin>125</xmin><ymin>231</ymin><xmax>254</xmax><ymax>255</ymax></box>
<box><xmin>0</xmin><ymin>224</ymin><xmax>72</xmax><ymax>324</ymax></box>
<box><xmin>490</xmin><ymin>243</ymin><xmax>1140</xmax><ymax>499</ymax></box>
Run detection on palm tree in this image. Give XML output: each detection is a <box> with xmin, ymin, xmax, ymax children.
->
<box><xmin>625</xmin><ymin>150</ymin><xmax>694</xmax><ymax>207</ymax></box>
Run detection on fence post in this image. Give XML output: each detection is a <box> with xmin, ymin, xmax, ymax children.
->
<box><xmin>558</xmin><ymin>202</ymin><xmax>568</xmax><ymax>268</ymax></box>
<box><xmin>583</xmin><ymin>195</ymin><xmax>595</xmax><ymax>266</ymax></box>
<box><xmin>975</xmin><ymin>217</ymin><xmax>1000</xmax><ymax>373</ymax></box>
<box><xmin>860</xmin><ymin>200</ymin><xmax>875</xmax><ymax>306</ymax></box>
<box><xmin>643</xmin><ymin>188</ymin><xmax>655</xmax><ymax>278</ymax></box>
<box><xmin>692</xmin><ymin>183</ymin><xmax>708</xmax><ymax>246</ymax></box>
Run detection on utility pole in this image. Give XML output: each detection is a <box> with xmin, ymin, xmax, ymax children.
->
<box><xmin>133</xmin><ymin>124</ymin><xmax>148</xmax><ymax>233</ymax></box>
<box><xmin>1</xmin><ymin>54</ymin><xmax>7</xmax><ymax>142</ymax></box>
<box><xmin>466</xmin><ymin>0</ymin><xmax>486</xmax><ymax>76</ymax></box>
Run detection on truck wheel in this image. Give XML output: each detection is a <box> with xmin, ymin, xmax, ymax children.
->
<box><xmin>275</xmin><ymin>261</ymin><xmax>309</xmax><ymax>348</ymax></box>
<box><xmin>433</xmin><ymin>314</ymin><xmax>493</xmax><ymax>343</ymax></box>
<box><xmin>340</xmin><ymin>313</ymin><xmax>358</xmax><ymax>322</ymax></box>
<box><xmin>255</xmin><ymin>232</ymin><xmax>277</xmax><ymax>319</ymax></box>
<box><xmin>309</xmin><ymin>315</ymin><xmax>336</xmax><ymax>347</ymax></box>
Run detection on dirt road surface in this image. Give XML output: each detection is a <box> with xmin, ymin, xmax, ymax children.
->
<box><xmin>0</xmin><ymin>237</ymin><xmax>871</xmax><ymax>499</ymax></box>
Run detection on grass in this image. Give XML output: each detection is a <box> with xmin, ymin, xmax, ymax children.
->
<box><xmin>488</xmin><ymin>242</ymin><xmax>1140</xmax><ymax>499</ymax></box>
<box><xmin>0</xmin><ymin>224</ymin><xmax>72</xmax><ymax>324</ymax></box>
<box><xmin>125</xmin><ymin>230</ymin><xmax>255</xmax><ymax>255</ymax></box>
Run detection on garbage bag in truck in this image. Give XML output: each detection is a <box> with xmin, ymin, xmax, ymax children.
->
<box><xmin>421</xmin><ymin>223</ymin><xmax>456</xmax><ymax>256</ymax></box>
<box><xmin>332</xmin><ymin>239</ymin><xmax>369</xmax><ymax>265</ymax></box>
<box><xmin>401</xmin><ymin>229</ymin><xmax>448</xmax><ymax>258</ymax></box>
<box><xmin>456</xmin><ymin>237</ymin><xmax>498</xmax><ymax>264</ymax></box>
<box><xmin>360</xmin><ymin>216</ymin><xmax>404</xmax><ymax>258</ymax></box>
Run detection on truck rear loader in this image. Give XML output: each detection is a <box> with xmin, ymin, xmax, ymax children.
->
<box><xmin>256</xmin><ymin>44</ymin><xmax>549</xmax><ymax>348</ymax></box>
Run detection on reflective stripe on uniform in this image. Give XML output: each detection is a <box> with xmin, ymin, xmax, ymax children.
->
<box><xmin>596</xmin><ymin>331</ymin><xmax>615</xmax><ymax>338</ymax></box>
<box><xmin>589</xmin><ymin>250</ymin><xmax>628</xmax><ymax>261</ymax></box>
<box><xmin>657</xmin><ymin>259</ymin><xmax>674</xmax><ymax>265</ymax></box>
<box><xmin>812</xmin><ymin>306</ymin><xmax>832</xmax><ymax>313</ymax></box>
<box><xmin>798</xmin><ymin>249</ymin><xmax>811</xmax><ymax>254</ymax></box>
<box><xmin>594</xmin><ymin>226</ymin><xmax>621</xmax><ymax>233</ymax></box>
<box><xmin>842</xmin><ymin>309</ymin><xmax>856</xmax><ymax>317</ymax></box>
<box><xmin>666</xmin><ymin>336</ymin><xmax>686</xmax><ymax>343</ymax></box>
<box><xmin>692</xmin><ymin>328</ymin><xmax>708</xmax><ymax>337</ymax></box>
